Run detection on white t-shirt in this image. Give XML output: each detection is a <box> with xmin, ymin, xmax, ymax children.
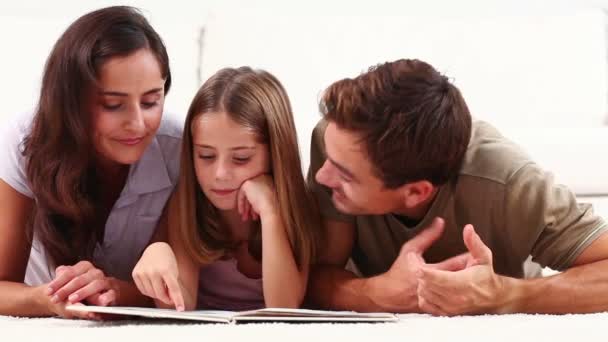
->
<box><xmin>0</xmin><ymin>111</ymin><xmax>183</xmax><ymax>285</ymax></box>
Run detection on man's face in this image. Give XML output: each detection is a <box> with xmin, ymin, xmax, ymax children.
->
<box><xmin>315</xmin><ymin>122</ymin><xmax>404</xmax><ymax>215</ymax></box>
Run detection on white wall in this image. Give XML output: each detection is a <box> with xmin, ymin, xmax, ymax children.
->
<box><xmin>199</xmin><ymin>3</ymin><xmax>608</xmax><ymax>189</ymax></box>
<box><xmin>1</xmin><ymin>0</ymin><xmax>608</xmax><ymax>199</ymax></box>
<box><xmin>0</xmin><ymin>0</ymin><xmax>217</xmax><ymax>120</ymax></box>
<box><xmin>2</xmin><ymin>0</ymin><xmax>608</xmax><ymax>120</ymax></box>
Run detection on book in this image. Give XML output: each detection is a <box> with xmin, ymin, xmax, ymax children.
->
<box><xmin>66</xmin><ymin>305</ymin><xmax>399</xmax><ymax>324</ymax></box>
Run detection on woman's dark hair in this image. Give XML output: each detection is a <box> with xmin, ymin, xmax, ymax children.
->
<box><xmin>22</xmin><ymin>6</ymin><xmax>171</xmax><ymax>267</ymax></box>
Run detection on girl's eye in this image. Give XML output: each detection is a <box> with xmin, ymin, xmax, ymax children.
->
<box><xmin>199</xmin><ymin>155</ymin><xmax>215</xmax><ymax>160</ymax></box>
<box><xmin>233</xmin><ymin>157</ymin><xmax>251</xmax><ymax>164</ymax></box>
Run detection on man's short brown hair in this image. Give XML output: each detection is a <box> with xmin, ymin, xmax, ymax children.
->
<box><xmin>321</xmin><ymin>59</ymin><xmax>472</xmax><ymax>188</ymax></box>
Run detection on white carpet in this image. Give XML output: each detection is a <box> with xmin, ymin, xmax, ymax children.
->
<box><xmin>1</xmin><ymin>313</ymin><xmax>606</xmax><ymax>342</ymax></box>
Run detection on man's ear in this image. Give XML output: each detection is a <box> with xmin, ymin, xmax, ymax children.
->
<box><xmin>402</xmin><ymin>180</ymin><xmax>436</xmax><ymax>208</ymax></box>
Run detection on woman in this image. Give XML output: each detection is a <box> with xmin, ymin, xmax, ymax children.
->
<box><xmin>0</xmin><ymin>6</ymin><xmax>181</xmax><ymax>318</ymax></box>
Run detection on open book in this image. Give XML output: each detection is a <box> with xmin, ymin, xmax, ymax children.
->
<box><xmin>66</xmin><ymin>305</ymin><xmax>398</xmax><ymax>323</ymax></box>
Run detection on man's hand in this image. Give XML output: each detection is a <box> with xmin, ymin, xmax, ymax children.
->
<box><xmin>371</xmin><ymin>217</ymin><xmax>474</xmax><ymax>312</ymax></box>
<box><xmin>416</xmin><ymin>224</ymin><xmax>508</xmax><ymax>316</ymax></box>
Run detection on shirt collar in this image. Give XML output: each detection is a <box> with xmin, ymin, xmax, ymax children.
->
<box><xmin>116</xmin><ymin>136</ymin><xmax>174</xmax><ymax>208</ymax></box>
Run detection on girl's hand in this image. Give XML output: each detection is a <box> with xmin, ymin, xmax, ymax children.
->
<box><xmin>131</xmin><ymin>242</ymin><xmax>185</xmax><ymax>311</ymax></box>
<box><xmin>237</xmin><ymin>174</ymin><xmax>278</xmax><ymax>221</ymax></box>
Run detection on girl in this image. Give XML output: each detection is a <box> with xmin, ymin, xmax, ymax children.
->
<box><xmin>0</xmin><ymin>6</ymin><xmax>181</xmax><ymax>318</ymax></box>
<box><xmin>132</xmin><ymin>67</ymin><xmax>322</xmax><ymax>310</ymax></box>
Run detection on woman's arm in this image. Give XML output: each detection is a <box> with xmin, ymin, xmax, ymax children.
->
<box><xmin>0</xmin><ymin>180</ymin><xmax>91</xmax><ymax>318</ymax></box>
<box><xmin>0</xmin><ymin>179</ymin><xmax>50</xmax><ymax>316</ymax></box>
<box><xmin>45</xmin><ymin>198</ymin><xmax>178</xmax><ymax>309</ymax></box>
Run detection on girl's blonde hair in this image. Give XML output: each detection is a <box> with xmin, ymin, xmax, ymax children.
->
<box><xmin>170</xmin><ymin>67</ymin><xmax>321</xmax><ymax>269</ymax></box>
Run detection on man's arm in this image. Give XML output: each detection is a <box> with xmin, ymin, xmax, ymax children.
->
<box><xmin>307</xmin><ymin>219</ymin><xmax>387</xmax><ymax>311</ymax></box>
<box><xmin>305</xmin><ymin>119</ymin><xmax>468</xmax><ymax>312</ymax></box>
<box><xmin>502</xmin><ymin>230</ymin><xmax>608</xmax><ymax>314</ymax></box>
<box><xmin>305</xmin><ymin>121</ymin><xmax>396</xmax><ymax>311</ymax></box>
<box><xmin>416</xmin><ymin>225</ymin><xmax>608</xmax><ymax>315</ymax></box>
<box><xmin>309</xmin><ymin>218</ymin><xmax>468</xmax><ymax>312</ymax></box>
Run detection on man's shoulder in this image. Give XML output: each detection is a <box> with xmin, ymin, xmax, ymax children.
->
<box><xmin>459</xmin><ymin>120</ymin><xmax>534</xmax><ymax>186</ymax></box>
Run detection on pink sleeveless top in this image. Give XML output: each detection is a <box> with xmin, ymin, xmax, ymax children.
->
<box><xmin>197</xmin><ymin>258</ymin><xmax>265</xmax><ymax>311</ymax></box>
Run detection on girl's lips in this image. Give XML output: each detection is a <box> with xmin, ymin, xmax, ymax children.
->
<box><xmin>116</xmin><ymin>137</ymin><xmax>144</xmax><ymax>146</ymax></box>
<box><xmin>211</xmin><ymin>189</ymin><xmax>236</xmax><ymax>196</ymax></box>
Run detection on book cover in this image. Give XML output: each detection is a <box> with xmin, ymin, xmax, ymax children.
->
<box><xmin>66</xmin><ymin>305</ymin><xmax>399</xmax><ymax>323</ymax></box>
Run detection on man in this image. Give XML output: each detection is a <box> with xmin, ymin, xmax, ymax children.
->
<box><xmin>307</xmin><ymin>59</ymin><xmax>608</xmax><ymax>315</ymax></box>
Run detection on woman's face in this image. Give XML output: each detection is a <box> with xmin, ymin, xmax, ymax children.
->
<box><xmin>90</xmin><ymin>48</ymin><xmax>166</xmax><ymax>167</ymax></box>
<box><xmin>191</xmin><ymin>112</ymin><xmax>270</xmax><ymax>211</ymax></box>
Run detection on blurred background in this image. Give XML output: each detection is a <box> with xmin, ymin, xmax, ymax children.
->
<box><xmin>2</xmin><ymin>0</ymin><xmax>608</xmax><ymax>215</ymax></box>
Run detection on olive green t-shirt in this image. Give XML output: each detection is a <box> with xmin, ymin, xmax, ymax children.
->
<box><xmin>307</xmin><ymin>119</ymin><xmax>607</xmax><ymax>278</ymax></box>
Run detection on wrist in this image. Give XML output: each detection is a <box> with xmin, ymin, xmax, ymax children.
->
<box><xmin>259</xmin><ymin>202</ymin><xmax>279</xmax><ymax>219</ymax></box>
<box><xmin>364</xmin><ymin>275</ymin><xmax>389</xmax><ymax>311</ymax></box>
<box><xmin>259</xmin><ymin>206</ymin><xmax>281</xmax><ymax>225</ymax></box>
<box><xmin>494</xmin><ymin>275</ymin><xmax>527</xmax><ymax>314</ymax></box>
<box><xmin>365</xmin><ymin>273</ymin><xmax>417</xmax><ymax>313</ymax></box>
<box><xmin>32</xmin><ymin>284</ymin><xmax>54</xmax><ymax>315</ymax></box>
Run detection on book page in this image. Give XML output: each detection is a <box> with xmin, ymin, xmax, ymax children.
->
<box><xmin>66</xmin><ymin>305</ymin><xmax>398</xmax><ymax>323</ymax></box>
<box><xmin>234</xmin><ymin>308</ymin><xmax>398</xmax><ymax>321</ymax></box>
<box><xmin>66</xmin><ymin>305</ymin><xmax>235</xmax><ymax>323</ymax></box>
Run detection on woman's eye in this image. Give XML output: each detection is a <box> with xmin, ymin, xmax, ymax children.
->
<box><xmin>102</xmin><ymin>103</ymin><xmax>122</xmax><ymax>111</ymax></box>
<box><xmin>142</xmin><ymin>101</ymin><xmax>159</xmax><ymax>109</ymax></box>
<box><xmin>198</xmin><ymin>155</ymin><xmax>215</xmax><ymax>160</ymax></box>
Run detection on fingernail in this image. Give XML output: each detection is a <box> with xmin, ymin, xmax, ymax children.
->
<box><xmin>68</xmin><ymin>294</ymin><xmax>78</xmax><ymax>302</ymax></box>
<box><xmin>45</xmin><ymin>287</ymin><xmax>53</xmax><ymax>295</ymax></box>
<box><xmin>51</xmin><ymin>295</ymin><xmax>59</xmax><ymax>303</ymax></box>
<box><xmin>177</xmin><ymin>305</ymin><xmax>185</xmax><ymax>311</ymax></box>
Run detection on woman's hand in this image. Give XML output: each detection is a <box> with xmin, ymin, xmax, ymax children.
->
<box><xmin>41</xmin><ymin>294</ymin><xmax>101</xmax><ymax>320</ymax></box>
<box><xmin>46</xmin><ymin>261</ymin><xmax>117</xmax><ymax>306</ymax></box>
<box><xmin>132</xmin><ymin>242</ymin><xmax>185</xmax><ymax>311</ymax></box>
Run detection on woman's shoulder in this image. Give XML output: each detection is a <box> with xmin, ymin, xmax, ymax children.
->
<box><xmin>0</xmin><ymin>110</ymin><xmax>35</xmax><ymax>197</ymax></box>
<box><xmin>1</xmin><ymin>110</ymin><xmax>34</xmax><ymax>138</ymax></box>
<box><xmin>153</xmin><ymin>111</ymin><xmax>184</xmax><ymax>183</ymax></box>
<box><xmin>154</xmin><ymin>112</ymin><xmax>184</xmax><ymax>154</ymax></box>
<box><xmin>156</xmin><ymin>112</ymin><xmax>184</xmax><ymax>140</ymax></box>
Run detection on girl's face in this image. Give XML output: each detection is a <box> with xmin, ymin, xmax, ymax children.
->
<box><xmin>192</xmin><ymin>112</ymin><xmax>271</xmax><ymax>211</ymax></box>
<box><xmin>90</xmin><ymin>48</ymin><xmax>166</xmax><ymax>167</ymax></box>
